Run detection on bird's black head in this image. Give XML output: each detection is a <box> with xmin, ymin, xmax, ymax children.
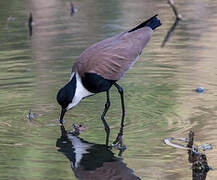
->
<box><xmin>57</xmin><ymin>74</ymin><xmax>76</xmax><ymax>122</ymax></box>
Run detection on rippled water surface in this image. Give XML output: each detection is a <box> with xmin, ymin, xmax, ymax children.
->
<box><xmin>1</xmin><ymin>0</ymin><xmax>217</xmax><ymax>179</ymax></box>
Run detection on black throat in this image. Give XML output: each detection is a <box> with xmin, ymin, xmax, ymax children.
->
<box><xmin>56</xmin><ymin>74</ymin><xmax>77</xmax><ymax>109</ymax></box>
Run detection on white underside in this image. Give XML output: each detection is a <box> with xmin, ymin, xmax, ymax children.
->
<box><xmin>67</xmin><ymin>72</ymin><xmax>94</xmax><ymax>110</ymax></box>
<box><xmin>67</xmin><ymin>135</ymin><xmax>92</xmax><ymax>168</ymax></box>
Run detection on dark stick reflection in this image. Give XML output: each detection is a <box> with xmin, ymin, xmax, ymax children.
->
<box><xmin>162</xmin><ymin>0</ymin><xmax>182</xmax><ymax>48</ymax></box>
<box><xmin>56</xmin><ymin>125</ymin><xmax>140</xmax><ymax>180</ymax></box>
<box><xmin>28</xmin><ymin>12</ymin><xmax>33</xmax><ymax>37</ymax></box>
<box><xmin>161</xmin><ymin>18</ymin><xmax>180</xmax><ymax>48</ymax></box>
<box><xmin>70</xmin><ymin>2</ymin><xmax>75</xmax><ymax>16</ymax></box>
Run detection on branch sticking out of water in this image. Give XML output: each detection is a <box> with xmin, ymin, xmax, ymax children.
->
<box><xmin>187</xmin><ymin>130</ymin><xmax>194</xmax><ymax>148</ymax></box>
<box><xmin>187</xmin><ymin>130</ymin><xmax>210</xmax><ymax>180</ymax></box>
<box><xmin>168</xmin><ymin>0</ymin><xmax>183</xmax><ymax>20</ymax></box>
<box><xmin>70</xmin><ymin>2</ymin><xmax>75</xmax><ymax>16</ymax></box>
<box><xmin>161</xmin><ymin>0</ymin><xmax>183</xmax><ymax>48</ymax></box>
<box><xmin>28</xmin><ymin>12</ymin><xmax>33</xmax><ymax>37</ymax></box>
<box><xmin>164</xmin><ymin>131</ymin><xmax>212</xmax><ymax>180</ymax></box>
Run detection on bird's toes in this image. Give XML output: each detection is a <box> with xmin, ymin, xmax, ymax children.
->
<box><xmin>112</xmin><ymin>134</ymin><xmax>126</xmax><ymax>150</ymax></box>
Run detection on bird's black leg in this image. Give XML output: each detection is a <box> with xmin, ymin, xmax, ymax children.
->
<box><xmin>59</xmin><ymin>124</ymin><xmax>68</xmax><ymax>139</ymax></box>
<box><xmin>101</xmin><ymin>90</ymin><xmax>111</xmax><ymax>146</ymax></box>
<box><xmin>113</xmin><ymin>83</ymin><xmax>126</xmax><ymax>151</ymax></box>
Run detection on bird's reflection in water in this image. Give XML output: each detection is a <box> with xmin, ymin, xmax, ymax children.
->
<box><xmin>56</xmin><ymin>125</ymin><xmax>141</xmax><ymax>180</ymax></box>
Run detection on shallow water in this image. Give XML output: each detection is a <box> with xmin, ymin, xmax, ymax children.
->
<box><xmin>0</xmin><ymin>0</ymin><xmax>217</xmax><ymax>179</ymax></box>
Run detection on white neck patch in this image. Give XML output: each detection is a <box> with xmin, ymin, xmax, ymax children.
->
<box><xmin>66</xmin><ymin>72</ymin><xmax>94</xmax><ymax>110</ymax></box>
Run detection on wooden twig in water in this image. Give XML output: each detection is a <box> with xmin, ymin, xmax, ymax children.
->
<box><xmin>164</xmin><ymin>131</ymin><xmax>212</xmax><ymax>180</ymax></box>
<box><xmin>187</xmin><ymin>130</ymin><xmax>194</xmax><ymax>148</ymax></box>
<box><xmin>70</xmin><ymin>2</ymin><xmax>75</xmax><ymax>16</ymax></box>
<box><xmin>161</xmin><ymin>19</ymin><xmax>179</xmax><ymax>48</ymax></box>
<box><xmin>168</xmin><ymin>0</ymin><xmax>182</xmax><ymax>20</ymax></box>
<box><xmin>28</xmin><ymin>12</ymin><xmax>33</xmax><ymax>37</ymax></box>
<box><xmin>187</xmin><ymin>130</ymin><xmax>210</xmax><ymax>180</ymax></box>
<box><xmin>161</xmin><ymin>0</ymin><xmax>182</xmax><ymax>47</ymax></box>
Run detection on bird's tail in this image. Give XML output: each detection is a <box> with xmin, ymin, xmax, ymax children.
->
<box><xmin>128</xmin><ymin>14</ymin><xmax>161</xmax><ymax>33</ymax></box>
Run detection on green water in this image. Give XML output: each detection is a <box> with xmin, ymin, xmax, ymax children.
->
<box><xmin>1</xmin><ymin>0</ymin><xmax>217</xmax><ymax>179</ymax></box>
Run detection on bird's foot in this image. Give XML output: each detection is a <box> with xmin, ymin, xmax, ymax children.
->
<box><xmin>112</xmin><ymin>133</ymin><xmax>126</xmax><ymax>151</ymax></box>
<box><xmin>59</xmin><ymin>119</ymin><xmax>65</xmax><ymax>124</ymax></box>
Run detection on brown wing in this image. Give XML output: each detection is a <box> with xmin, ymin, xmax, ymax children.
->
<box><xmin>73</xmin><ymin>27</ymin><xmax>153</xmax><ymax>80</ymax></box>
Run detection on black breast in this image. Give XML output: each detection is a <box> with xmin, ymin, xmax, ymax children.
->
<box><xmin>81</xmin><ymin>73</ymin><xmax>116</xmax><ymax>93</ymax></box>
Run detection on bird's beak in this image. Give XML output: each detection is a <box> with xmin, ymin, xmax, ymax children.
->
<box><xmin>59</xmin><ymin>108</ymin><xmax>66</xmax><ymax>123</ymax></box>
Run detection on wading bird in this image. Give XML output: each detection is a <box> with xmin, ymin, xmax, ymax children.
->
<box><xmin>57</xmin><ymin>15</ymin><xmax>161</xmax><ymax>146</ymax></box>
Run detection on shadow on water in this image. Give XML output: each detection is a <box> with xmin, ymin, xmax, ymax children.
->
<box><xmin>56</xmin><ymin>125</ymin><xmax>140</xmax><ymax>180</ymax></box>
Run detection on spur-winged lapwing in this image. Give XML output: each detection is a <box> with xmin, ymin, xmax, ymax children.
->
<box><xmin>57</xmin><ymin>15</ymin><xmax>161</xmax><ymax>146</ymax></box>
